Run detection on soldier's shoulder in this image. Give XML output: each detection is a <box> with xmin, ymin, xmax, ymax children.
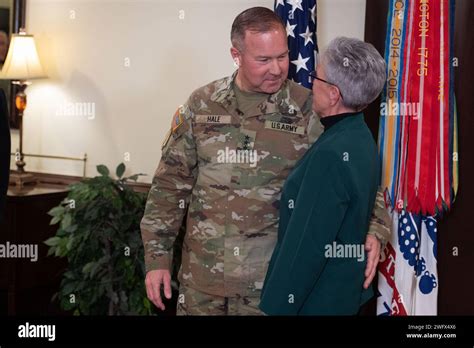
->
<box><xmin>187</xmin><ymin>75</ymin><xmax>231</xmax><ymax>110</ymax></box>
<box><xmin>286</xmin><ymin>79</ymin><xmax>312</xmax><ymax>107</ymax></box>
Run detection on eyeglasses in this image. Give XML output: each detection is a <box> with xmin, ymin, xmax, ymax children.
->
<box><xmin>309</xmin><ymin>71</ymin><xmax>344</xmax><ymax>100</ymax></box>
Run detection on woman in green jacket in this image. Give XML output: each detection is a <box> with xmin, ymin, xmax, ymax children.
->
<box><xmin>259</xmin><ymin>37</ymin><xmax>387</xmax><ymax>315</ymax></box>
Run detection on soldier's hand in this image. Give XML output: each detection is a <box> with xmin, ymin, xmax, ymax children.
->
<box><xmin>363</xmin><ymin>234</ymin><xmax>381</xmax><ymax>289</ymax></box>
<box><xmin>145</xmin><ymin>269</ymin><xmax>172</xmax><ymax>310</ymax></box>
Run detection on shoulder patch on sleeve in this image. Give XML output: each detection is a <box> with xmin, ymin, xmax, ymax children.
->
<box><xmin>171</xmin><ymin>108</ymin><xmax>184</xmax><ymax>132</ymax></box>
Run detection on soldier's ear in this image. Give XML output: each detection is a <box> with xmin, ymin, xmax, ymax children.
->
<box><xmin>230</xmin><ymin>47</ymin><xmax>241</xmax><ymax>67</ymax></box>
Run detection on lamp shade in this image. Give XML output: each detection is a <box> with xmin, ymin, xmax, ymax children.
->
<box><xmin>1</xmin><ymin>33</ymin><xmax>46</xmax><ymax>81</ymax></box>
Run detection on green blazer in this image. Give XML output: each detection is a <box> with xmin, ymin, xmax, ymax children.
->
<box><xmin>259</xmin><ymin>113</ymin><xmax>380</xmax><ymax>315</ymax></box>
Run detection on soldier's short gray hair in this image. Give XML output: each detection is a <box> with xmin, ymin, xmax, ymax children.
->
<box><xmin>321</xmin><ymin>37</ymin><xmax>387</xmax><ymax>111</ymax></box>
<box><xmin>231</xmin><ymin>7</ymin><xmax>285</xmax><ymax>52</ymax></box>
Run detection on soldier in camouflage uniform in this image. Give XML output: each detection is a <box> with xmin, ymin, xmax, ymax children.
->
<box><xmin>141</xmin><ymin>7</ymin><xmax>390</xmax><ymax>315</ymax></box>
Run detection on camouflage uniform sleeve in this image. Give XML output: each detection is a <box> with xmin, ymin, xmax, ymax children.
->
<box><xmin>140</xmin><ymin>103</ymin><xmax>197</xmax><ymax>273</ymax></box>
<box><xmin>367</xmin><ymin>188</ymin><xmax>391</xmax><ymax>248</ymax></box>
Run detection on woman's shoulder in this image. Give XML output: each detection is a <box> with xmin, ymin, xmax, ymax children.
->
<box><xmin>322</xmin><ymin>120</ymin><xmax>376</xmax><ymax>151</ymax></box>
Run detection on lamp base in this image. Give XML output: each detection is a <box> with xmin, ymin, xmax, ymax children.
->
<box><xmin>9</xmin><ymin>171</ymin><xmax>37</xmax><ymax>188</ymax></box>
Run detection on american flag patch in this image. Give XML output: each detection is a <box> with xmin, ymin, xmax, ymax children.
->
<box><xmin>172</xmin><ymin>109</ymin><xmax>183</xmax><ymax>132</ymax></box>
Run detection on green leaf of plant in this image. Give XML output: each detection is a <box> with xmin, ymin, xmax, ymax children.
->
<box><xmin>84</xmin><ymin>207</ymin><xmax>99</xmax><ymax>220</ymax></box>
<box><xmin>63</xmin><ymin>271</ymin><xmax>75</xmax><ymax>280</ymax></box>
<box><xmin>60</xmin><ymin>214</ymin><xmax>72</xmax><ymax>230</ymax></box>
<box><xmin>50</xmin><ymin>215</ymin><xmax>62</xmax><ymax>226</ymax></box>
<box><xmin>62</xmin><ymin>281</ymin><xmax>77</xmax><ymax>294</ymax></box>
<box><xmin>96</xmin><ymin>165</ymin><xmax>110</xmax><ymax>177</ymax></box>
<box><xmin>56</xmin><ymin>238</ymin><xmax>69</xmax><ymax>258</ymax></box>
<box><xmin>116</xmin><ymin>163</ymin><xmax>126</xmax><ymax>178</ymax></box>
<box><xmin>66</xmin><ymin>236</ymin><xmax>75</xmax><ymax>251</ymax></box>
<box><xmin>46</xmin><ymin>246</ymin><xmax>56</xmax><ymax>256</ymax></box>
<box><xmin>82</xmin><ymin>262</ymin><xmax>95</xmax><ymax>275</ymax></box>
<box><xmin>64</xmin><ymin>224</ymin><xmax>78</xmax><ymax>234</ymax></box>
<box><xmin>48</xmin><ymin>206</ymin><xmax>65</xmax><ymax>217</ymax></box>
<box><xmin>44</xmin><ymin>236</ymin><xmax>61</xmax><ymax>247</ymax></box>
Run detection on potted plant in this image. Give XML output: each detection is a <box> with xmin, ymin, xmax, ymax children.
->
<box><xmin>44</xmin><ymin>163</ymin><xmax>158</xmax><ymax>315</ymax></box>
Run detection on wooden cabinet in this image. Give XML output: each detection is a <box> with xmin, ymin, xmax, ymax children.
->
<box><xmin>0</xmin><ymin>172</ymin><xmax>152</xmax><ymax>315</ymax></box>
<box><xmin>0</xmin><ymin>184</ymin><xmax>69</xmax><ymax>315</ymax></box>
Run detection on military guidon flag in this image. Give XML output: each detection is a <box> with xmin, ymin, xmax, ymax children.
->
<box><xmin>377</xmin><ymin>0</ymin><xmax>457</xmax><ymax>315</ymax></box>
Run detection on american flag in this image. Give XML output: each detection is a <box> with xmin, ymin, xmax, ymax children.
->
<box><xmin>274</xmin><ymin>0</ymin><xmax>318</xmax><ymax>88</ymax></box>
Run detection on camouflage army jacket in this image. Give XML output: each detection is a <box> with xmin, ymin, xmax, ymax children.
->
<box><xmin>141</xmin><ymin>72</ymin><xmax>391</xmax><ymax>298</ymax></box>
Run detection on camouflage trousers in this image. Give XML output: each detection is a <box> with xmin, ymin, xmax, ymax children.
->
<box><xmin>176</xmin><ymin>285</ymin><xmax>264</xmax><ymax>316</ymax></box>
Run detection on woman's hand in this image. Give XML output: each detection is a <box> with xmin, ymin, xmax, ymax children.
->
<box><xmin>363</xmin><ymin>234</ymin><xmax>381</xmax><ymax>289</ymax></box>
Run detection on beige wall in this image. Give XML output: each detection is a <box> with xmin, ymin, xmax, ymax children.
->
<box><xmin>10</xmin><ymin>0</ymin><xmax>366</xmax><ymax>183</ymax></box>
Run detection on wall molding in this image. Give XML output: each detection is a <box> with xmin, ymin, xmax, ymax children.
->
<box><xmin>9</xmin><ymin>171</ymin><xmax>151</xmax><ymax>193</ymax></box>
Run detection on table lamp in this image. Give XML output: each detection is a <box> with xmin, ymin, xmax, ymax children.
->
<box><xmin>1</xmin><ymin>29</ymin><xmax>46</xmax><ymax>187</ymax></box>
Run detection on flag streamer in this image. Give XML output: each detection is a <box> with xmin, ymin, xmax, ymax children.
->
<box><xmin>377</xmin><ymin>0</ymin><xmax>457</xmax><ymax>316</ymax></box>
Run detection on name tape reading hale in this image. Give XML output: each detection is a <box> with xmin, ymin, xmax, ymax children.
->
<box><xmin>195</xmin><ymin>115</ymin><xmax>232</xmax><ymax>124</ymax></box>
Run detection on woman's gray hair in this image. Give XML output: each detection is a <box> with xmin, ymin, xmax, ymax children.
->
<box><xmin>321</xmin><ymin>37</ymin><xmax>386</xmax><ymax>111</ymax></box>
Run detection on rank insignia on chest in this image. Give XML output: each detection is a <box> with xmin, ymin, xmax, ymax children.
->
<box><xmin>238</xmin><ymin>129</ymin><xmax>256</xmax><ymax>150</ymax></box>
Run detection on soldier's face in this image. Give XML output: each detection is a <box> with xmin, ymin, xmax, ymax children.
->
<box><xmin>237</xmin><ymin>29</ymin><xmax>289</xmax><ymax>94</ymax></box>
